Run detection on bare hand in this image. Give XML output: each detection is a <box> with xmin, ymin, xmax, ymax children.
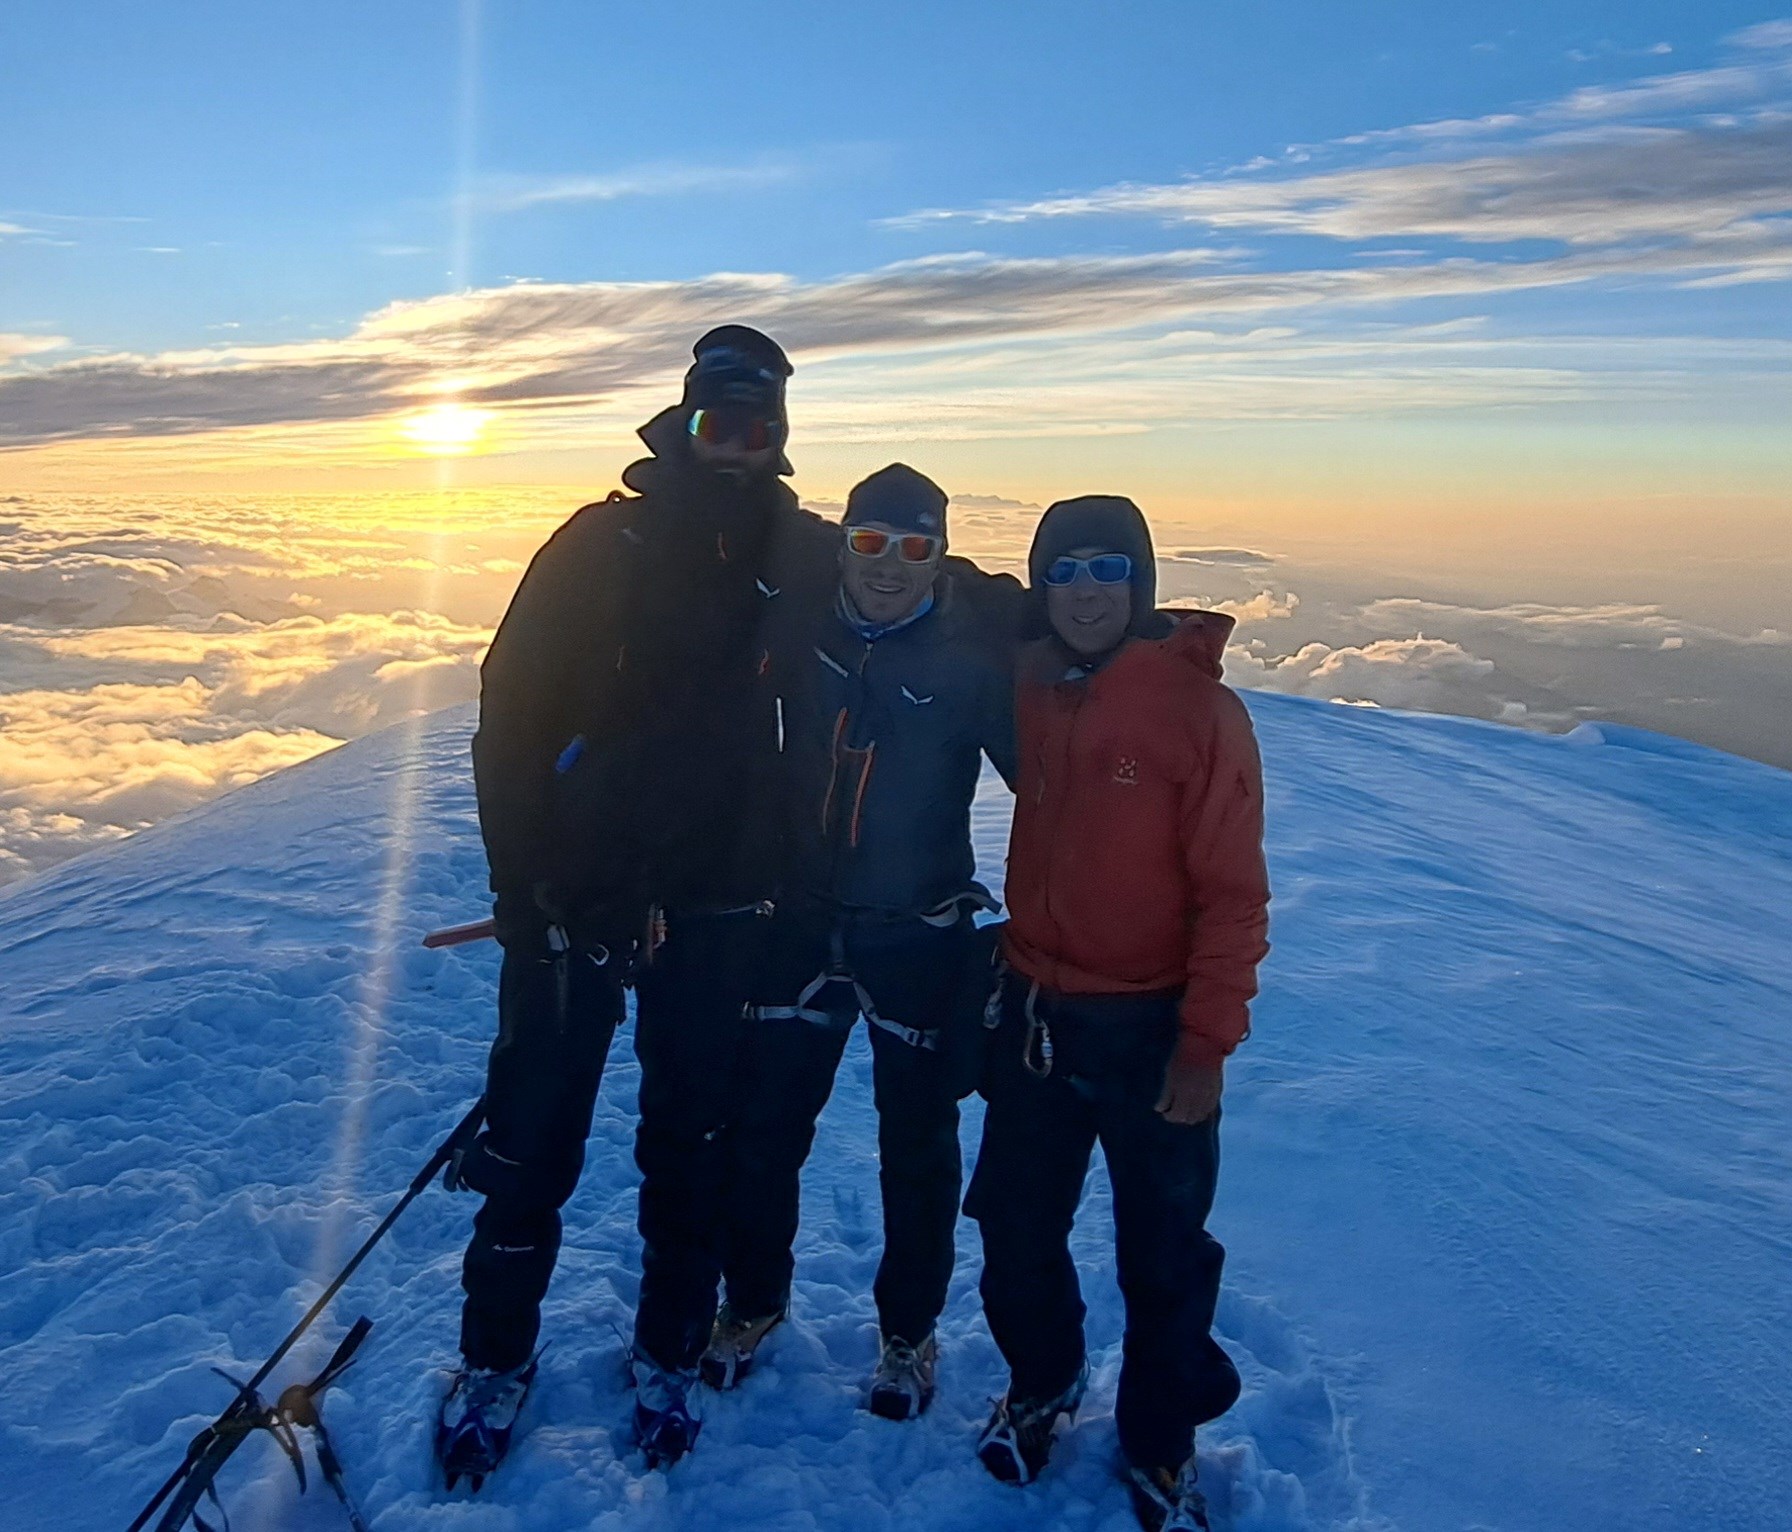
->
<box><xmin>1156</xmin><ymin>1042</ymin><xmax>1223</xmax><ymax>1125</ymax></box>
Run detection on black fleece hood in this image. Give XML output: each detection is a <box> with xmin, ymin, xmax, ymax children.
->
<box><xmin>1027</xmin><ymin>494</ymin><xmax>1158</xmax><ymax>634</ymax></box>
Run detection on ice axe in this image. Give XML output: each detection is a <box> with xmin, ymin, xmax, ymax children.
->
<box><xmin>126</xmin><ymin>1098</ymin><xmax>487</xmax><ymax>1532</ymax></box>
<box><xmin>421</xmin><ymin>918</ymin><xmax>496</xmax><ymax>949</ymax></box>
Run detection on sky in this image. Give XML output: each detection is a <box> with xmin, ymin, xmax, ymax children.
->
<box><xmin>1</xmin><ymin>2</ymin><xmax>1789</xmax><ymax>881</ymax></box>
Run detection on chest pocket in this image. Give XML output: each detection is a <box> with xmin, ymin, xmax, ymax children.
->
<box><xmin>1075</xmin><ymin>713</ymin><xmax>1188</xmax><ymax>804</ymax></box>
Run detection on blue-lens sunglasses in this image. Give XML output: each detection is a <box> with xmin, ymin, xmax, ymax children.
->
<box><xmin>1042</xmin><ymin>553</ymin><xmax>1133</xmax><ymax>587</ymax></box>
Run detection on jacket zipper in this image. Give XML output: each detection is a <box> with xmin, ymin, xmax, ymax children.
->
<box><xmin>827</xmin><ymin>638</ymin><xmax>876</xmax><ymax>896</ymax></box>
<box><xmin>1038</xmin><ymin>683</ymin><xmax>1087</xmax><ymax>958</ymax></box>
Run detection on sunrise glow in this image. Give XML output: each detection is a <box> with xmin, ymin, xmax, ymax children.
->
<box><xmin>401</xmin><ymin>402</ymin><xmax>492</xmax><ymax>456</ymax></box>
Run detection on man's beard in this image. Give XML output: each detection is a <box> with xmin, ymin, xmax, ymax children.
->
<box><xmin>701</xmin><ymin>459</ymin><xmax>774</xmax><ymax>487</ymax></box>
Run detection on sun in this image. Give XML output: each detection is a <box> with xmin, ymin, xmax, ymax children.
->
<box><xmin>402</xmin><ymin>402</ymin><xmax>492</xmax><ymax>455</ymax></box>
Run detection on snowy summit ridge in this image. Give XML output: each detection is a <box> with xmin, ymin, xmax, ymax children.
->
<box><xmin>2</xmin><ymin>696</ymin><xmax>1789</xmax><ymax>1531</ymax></box>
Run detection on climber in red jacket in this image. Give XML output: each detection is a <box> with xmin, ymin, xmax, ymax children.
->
<box><xmin>967</xmin><ymin>494</ymin><xmax>1270</xmax><ymax>1532</ymax></box>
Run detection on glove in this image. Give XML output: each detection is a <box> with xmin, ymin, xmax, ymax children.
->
<box><xmin>1156</xmin><ymin>1035</ymin><xmax>1224</xmax><ymax>1125</ymax></box>
<box><xmin>940</xmin><ymin>918</ymin><xmax>1004</xmax><ymax>1101</ymax></box>
<box><xmin>491</xmin><ymin>888</ymin><xmax>554</xmax><ymax>953</ymax></box>
<box><xmin>493</xmin><ymin>884</ymin><xmax>646</xmax><ymax>966</ymax></box>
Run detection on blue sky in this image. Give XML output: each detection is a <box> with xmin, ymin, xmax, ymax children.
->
<box><xmin>5</xmin><ymin>1</ymin><xmax>1789</xmax><ymax>348</ymax></box>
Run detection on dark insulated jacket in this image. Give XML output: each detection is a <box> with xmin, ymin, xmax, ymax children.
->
<box><xmin>472</xmin><ymin>409</ymin><xmax>839</xmax><ymax>937</ymax></box>
<box><xmin>769</xmin><ymin>567</ymin><xmax>1022</xmax><ymax>916</ymax></box>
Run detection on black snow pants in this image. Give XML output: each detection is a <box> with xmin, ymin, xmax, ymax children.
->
<box><xmin>458</xmin><ymin>943</ymin><xmax>625</xmax><ymax>1372</ymax></box>
<box><xmin>966</xmin><ymin>972</ymin><xmax>1241</xmax><ymax>1472</ymax></box>
<box><xmin>721</xmin><ymin>906</ymin><xmax>992</xmax><ymax>1346</ymax></box>
<box><xmin>630</xmin><ymin>905</ymin><xmax>770</xmax><ymax>1373</ymax></box>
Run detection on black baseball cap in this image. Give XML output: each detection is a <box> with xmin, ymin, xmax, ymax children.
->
<box><xmin>683</xmin><ymin>325</ymin><xmax>792</xmax><ymax>414</ymax></box>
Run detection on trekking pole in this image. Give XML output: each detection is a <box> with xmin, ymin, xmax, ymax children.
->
<box><xmin>127</xmin><ymin>1096</ymin><xmax>487</xmax><ymax>1532</ymax></box>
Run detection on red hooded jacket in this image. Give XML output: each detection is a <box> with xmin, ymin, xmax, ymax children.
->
<box><xmin>1003</xmin><ymin>609</ymin><xmax>1270</xmax><ymax>1067</ymax></box>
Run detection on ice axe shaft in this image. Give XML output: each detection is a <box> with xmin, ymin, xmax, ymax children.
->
<box><xmin>128</xmin><ymin>1098</ymin><xmax>487</xmax><ymax>1532</ymax></box>
<box><xmin>421</xmin><ymin>918</ymin><xmax>496</xmax><ymax>949</ymax></box>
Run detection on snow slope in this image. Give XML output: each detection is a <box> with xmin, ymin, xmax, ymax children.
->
<box><xmin>2</xmin><ymin>696</ymin><xmax>1789</xmax><ymax>1531</ymax></box>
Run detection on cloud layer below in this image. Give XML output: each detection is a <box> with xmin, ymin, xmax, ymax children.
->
<box><xmin>0</xmin><ymin>492</ymin><xmax>565</xmax><ymax>883</ymax></box>
<box><xmin>1</xmin><ymin>492</ymin><xmax>1785</xmax><ymax>888</ymax></box>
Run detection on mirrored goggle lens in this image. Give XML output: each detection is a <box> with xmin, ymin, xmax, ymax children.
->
<box><xmin>1043</xmin><ymin>553</ymin><xmax>1133</xmax><ymax>586</ymax></box>
<box><xmin>688</xmin><ymin>408</ymin><xmax>778</xmax><ymax>452</ymax></box>
<box><xmin>846</xmin><ymin>528</ymin><xmax>942</xmax><ymax>563</ymax></box>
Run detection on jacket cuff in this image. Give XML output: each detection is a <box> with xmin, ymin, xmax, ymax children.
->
<box><xmin>1177</xmin><ymin>993</ymin><xmax>1247</xmax><ymax>1068</ymax></box>
<box><xmin>1174</xmin><ymin>1029</ymin><xmax>1233</xmax><ymax>1072</ymax></box>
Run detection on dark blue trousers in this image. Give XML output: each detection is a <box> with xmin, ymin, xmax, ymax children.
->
<box><xmin>458</xmin><ymin>944</ymin><xmax>624</xmax><ymax>1371</ymax></box>
<box><xmin>630</xmin><ymin>907</ymin><xmax>768</xmax><ymax>1372</ymax></box>
<box><xmin>722</xmin><ymin>908</ymin><xmax>981</xmax><ymax>1345</ymax></box>
<box><xmin>966</xmin><ymin>974</ymin><xmax>1241</xmax><ymax>1472</ymax></box>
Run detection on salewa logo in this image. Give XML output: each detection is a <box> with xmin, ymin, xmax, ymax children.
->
<box><xmin>1114</xmin><ymin>756</ymin><xmax>1140</xmax><ymax>786</ymax></box>
<box><xmin>901</xmin><ymin>685</ymin><xmax>935</xmax><ymax>706</ymax></box>
<box><xmin>756</xmin><ymin>577</ymin><xmax>780</xmax><ymax>598</ymax></box>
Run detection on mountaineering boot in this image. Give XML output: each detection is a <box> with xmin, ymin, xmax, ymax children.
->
<box><xmin>975</xmin><ymin>1363</ymin><xmax>1089</xmax><ymax>1485</ymax></box>
<box><xmin>1126</xmin><ymin>1458</ymin><xmax>1212</xmax><ymax>1532</ymax></box>
<box><xmin>866</xmin><ymin>1331</ymin><xmax>938</xmax><ymax>1421</ymax></box>
<box><xmin>631</xmin><ymin>1351</ymin><xmax>704</xmax><ymax>1469</ymax></box>
<box><xmin>435</xmin><ymin>1357</ymin><xmax>538</xmax><ymax>1491</ymax></box>
<box><xmin>699</xmin><ymin>1302</ymin><xmax>786</xmax><ymax>1391</ymax></box>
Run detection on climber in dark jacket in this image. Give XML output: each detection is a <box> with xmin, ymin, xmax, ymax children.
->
<box><xmin>441</xmin><ymin>326</ymin><xmax>840</xmax><ymax>1483</ymax></box>
<box><xmin>700</xmin><ymin>463</ymin><xmax>1022</xmax><ymax>1424</ymax></box>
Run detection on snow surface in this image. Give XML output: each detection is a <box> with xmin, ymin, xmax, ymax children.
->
<box><xmin>2</xmin><ymin>696</ymin><xmax>1789</xmax><ymax>1531</ymax></box>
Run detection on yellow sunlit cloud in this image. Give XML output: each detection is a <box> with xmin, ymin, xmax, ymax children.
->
<box><xmin>401</xmin><ymin>401</ymin><xmax>493</xmax><ymax>455</ymax></box>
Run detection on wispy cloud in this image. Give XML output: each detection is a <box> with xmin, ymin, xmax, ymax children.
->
<box><xmin>1731</xmin><ymin>19</ymin><xmax>1792</xmax><ymax>51</ymax></box>
<box><xmin>949</xmin><ymin>494</ymin><xmax>1039</xmax><ymax>510</ymax></box>
<box><xmin>0</xmin><ymin>334</ymin><xmax>68</xmax><ymax>364</ymax></box>
<box><xmin>5</xmin><ymin>245</ymin><xmax>1792</xmax><ymax>451</ymax></box>
<box><xmin>889</xmin><ymin>28</ymin><xmax>1792</xmax><ymax>249</ymax></box>
<box><xmin>470</xmin><ymin>157</ymin><xmax>808</xmax><ymax>213</ymax></box>
<box><xmin>1357</xmin><ymin>597</ymin><xmax>1790</xmax><ymax>650</ymax></box>
<box><xmin>1282</xmin><ymin>26</ymin><xmax>1792</xmax><ymax>155</ymax></box>
<box><xmin>0</xmin><ymin>209</ymin><xmax>152</xmax><ymax>249</ymax></box>
<box><xmin>1564</xmin><ymin>41</ymin><xmax>1675</xmax><ymax>63</ymax></box>
<box><xmin>892</xmin><ymin>121</ymin><xmax>1792</xmax><ymax>249</ymax></box>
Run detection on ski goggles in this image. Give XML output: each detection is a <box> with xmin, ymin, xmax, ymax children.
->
<box><xmin>845</xmin><ymin>526</ymin><xmax>944</xmax><ymax>564</ymax></box>
<box><xmin>687</xmin><ymin>406</ymin><xmax>781</xmax><ymax>452</ymax></box>
<box><xmin>1041</xmin><ymin>552</ymin><xmax>1133</xmax><ymax>587</ymax></box>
